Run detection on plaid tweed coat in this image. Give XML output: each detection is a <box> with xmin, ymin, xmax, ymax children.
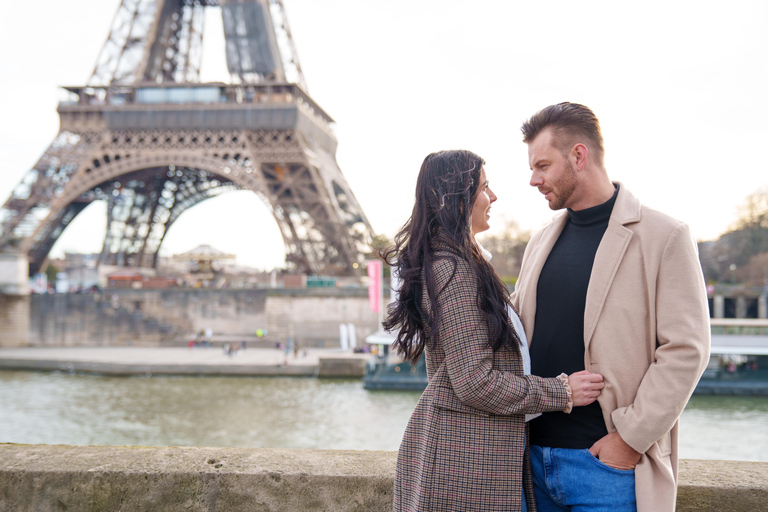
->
<box><xmin>393</xmin><ymin>244</ymin><xmax>570</xmax><ymax>512</ymax></box>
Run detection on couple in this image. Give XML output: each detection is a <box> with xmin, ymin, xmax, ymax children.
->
<box><xmin>382</xmin><ymin>103</ymin><xmax>711</xmax><ymax>512</ymax></box>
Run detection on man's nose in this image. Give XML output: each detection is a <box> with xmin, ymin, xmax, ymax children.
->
<box><xmin>530</xmin><ymin>172</ymin><xmax>543</xmax><ymax>187</ymax></box>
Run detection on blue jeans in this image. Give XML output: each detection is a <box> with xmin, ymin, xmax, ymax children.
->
<box><xmin>529</xmin><ymin>445</ymin><xmax>636</xmax><ymax>512</ymax></box>
<box><xmin>521</xmin><ymin>480</ymin><xmax>528</xmax><ymax>512</ymax></box>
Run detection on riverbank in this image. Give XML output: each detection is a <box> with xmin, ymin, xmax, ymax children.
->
<box><xmin>0</xmin><ymin>346</ymin><xmax>369</xmax><ymax>377</ymax></box>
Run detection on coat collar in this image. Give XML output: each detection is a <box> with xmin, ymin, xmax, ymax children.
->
<box><xmin>609</xmin><ymin>182</ymin><xmax>642</xmax><ymax>226</ymax></box>
<box><xmin>583</xmin><ymin>182</ymin><xmax>640</xmax><ymax>347</ymax></box>
<box><xmin>520</xmin><ymin>183</ymin><xmax>642</xmax><ymax>348</ymax></box>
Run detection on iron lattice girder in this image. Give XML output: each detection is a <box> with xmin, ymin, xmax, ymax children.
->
<box><xmin>97</xmin><ymin>166</ymin><xmax>241</xmax><ymax>268</ymax></box>
<box><xmin>0</xmin><ymin>86</ymin><xmax>373</xmax><ymax>274</ymax></box>
<box><xmin>90</xmin><ymin>0</ymin><xmax>306</xmax><ymax>88</ymax></box>
<box><xmin>0</xmin><ymin>1</ymin><xmax>369</xmax><ymax>275</ymax></box>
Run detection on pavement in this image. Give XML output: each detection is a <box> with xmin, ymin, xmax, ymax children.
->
<box><xmin>0</xmin><ymin>346</ymin><xmax>371</xmax><ymax>377</ymax></box>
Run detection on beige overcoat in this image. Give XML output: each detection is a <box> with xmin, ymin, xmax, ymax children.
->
<box><xmin>512</xmin><ymin>184</ymin><xmax>711</xmax><ymax>512</ymax></box>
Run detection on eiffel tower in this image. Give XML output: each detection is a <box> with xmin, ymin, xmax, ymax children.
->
<box><xmin>0</xmin><ymin>0</ymin><xmax>373</xmax><ymax>278</ymax></box>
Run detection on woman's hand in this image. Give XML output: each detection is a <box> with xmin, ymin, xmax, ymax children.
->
<box><xmin>568</xmin><ymin>370</ymin><xmax>604</xmax><ymax>407</ymax></box>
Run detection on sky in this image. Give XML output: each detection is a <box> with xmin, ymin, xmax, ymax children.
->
<box><xmin>1</xmin><ymin>1</ymin><xmax>767</xmax><ymax>270</ymax></box>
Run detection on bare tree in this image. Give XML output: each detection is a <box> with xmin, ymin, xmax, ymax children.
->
<box><xmin>476</xmin><ymin>219</ymin><xmax>531</xmax><ymax>285</ymax></box>
<box><xmin>702</xmin><ymin>187</ymin><xmax>768</xmax><ymax>283</ymax></box>
<box><xmin>734</xmin><ymin>252</ymin><xmax>768</xmax><ymax>288</ymax></box>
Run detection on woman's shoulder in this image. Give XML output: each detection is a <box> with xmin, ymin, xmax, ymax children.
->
<box><xmin>428</xmin><ymin>247</ymin><xmax>475</xmax><ymax>287</ymax></box>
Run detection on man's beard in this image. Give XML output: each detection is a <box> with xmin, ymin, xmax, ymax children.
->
<box><xmin>548</xmin><ymin>161</ymin><xmax>577</xmax><ymax>210</ymax></box>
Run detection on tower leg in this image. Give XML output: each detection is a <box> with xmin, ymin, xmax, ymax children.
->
<box><xmin>0</xmin><ymin>253</ymin><xmax>30</xmax><ymax>347</ymax></box>
<box><xmin>0</xmin><ymin>253</ymin><xmax>29</xmax><ymax>295</ymax></box>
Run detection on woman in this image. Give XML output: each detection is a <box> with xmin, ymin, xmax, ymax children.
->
<box><xmin>381</xmin><ymin>150</ymin><xmax>603</xmax><ymax>512</ymax></box>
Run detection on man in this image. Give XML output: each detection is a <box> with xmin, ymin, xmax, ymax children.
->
<box><xmin>511</xmin><ymin>102</ymin><xmax>710</xmax><ymax>512</ymax></box>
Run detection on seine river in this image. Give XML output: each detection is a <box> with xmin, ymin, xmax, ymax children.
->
<box><xmin>1</xmin><ymin>371</ymin><xmax>766</xmax><ymax>462</ymax></box>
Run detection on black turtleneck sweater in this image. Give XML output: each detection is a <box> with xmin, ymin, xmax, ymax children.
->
<box><xmin>529</xmin><ymin>185</ymin><xmax>619</xmax><ymax>449</ymax></box>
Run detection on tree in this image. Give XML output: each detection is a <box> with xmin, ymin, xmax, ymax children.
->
<box><xmin>44</xmin><ymin>264</ymin><xmax>58</xmax><ymax>286</ymax></box>
<box><xmin>366</xmin><ymin>233</ymin><xmax>393</xmax><ymax>278</ymax></box>
<box><xmin>733</xmin><ymin>187</ymin><xmax>768</xmax><ymax>231</ymax></box>
<box><xmin>728</xmin><ymin>187</ymin><xmax>768</xmax><ymax>266</ymax></box>
<box><xmin>476</xmin><ymin>219</ymin><xmax>531</xmax><ymax>284</ymax></box>
<box><xmin>699</xmin><ymin>189</ymin><xmax>768</xmax><ymax>283</ymax></box>
<box><xmin>703</xmin><ymin>187</ymin><xmax>768</xmax><ymax>283</ymax></box>
<box><xmin>734</xmin><ymin>252</ymin><xmax>768</xmax><ymax>288</ymax></box>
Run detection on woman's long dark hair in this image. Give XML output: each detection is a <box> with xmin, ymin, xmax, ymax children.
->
<box><xmin>379</xmin><ymin>150</ymin><xmax>520</xmax><ymax>364</ymax></box>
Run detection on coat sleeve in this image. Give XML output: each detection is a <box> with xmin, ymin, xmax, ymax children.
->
<box><xmin>431</xmin><ymin>255</ymin><xmax>568</xmax><ymax>416</ymax></box>
<box><xmin>610</xmin><ymin>222</ymin><xmax>711</xmax><ymax>453</ymax></box>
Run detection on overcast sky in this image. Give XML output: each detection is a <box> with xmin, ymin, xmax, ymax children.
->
<box><xmin>1</xmin><ymin>1</ymin><xmax>767</xmax><ymax>270</ymax></box>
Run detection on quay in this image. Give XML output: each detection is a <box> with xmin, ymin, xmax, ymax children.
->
<box><xmin>0</xmin><ymin>346</ymin><xmax>369</xmax><ymax>378</ymax></box>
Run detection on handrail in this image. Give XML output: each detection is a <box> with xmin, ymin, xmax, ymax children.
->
<box><xmin>710</xmin><ymin>318</ymin><xmax>768</xmax><ymax>327</ymax></box>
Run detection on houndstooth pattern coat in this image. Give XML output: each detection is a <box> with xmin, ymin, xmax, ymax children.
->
<box><xmin>393</xmin><ymin>244</ymin><xmax>570</xmax><ymax>512</ymax></box>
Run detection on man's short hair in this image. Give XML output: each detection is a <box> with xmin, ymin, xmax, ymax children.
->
<box><xmin>521</xmin><ymin>102</ymin><xmax>605</xmax><ymax>167</ymax></box>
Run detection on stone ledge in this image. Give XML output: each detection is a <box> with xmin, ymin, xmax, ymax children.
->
<box><xmin>317</xmin><ymin>355</ymin><xmax>368</xmax><ymax>377</ymax></box>
<box><xmin>0</xmin><ymin>444</ymin><xmax>766</xmax><ymax>511</ymax></box>
<box><xmin>0</xmin><ymin>358</ymin><xmax>318</xmax><ymax>377</ymax></box>
<box><xmin>677</xmin><ymin>459</ymin><xmax>768</xmax><ymax>511</ymax></box>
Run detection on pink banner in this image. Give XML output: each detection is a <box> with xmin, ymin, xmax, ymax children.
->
<box><xmin>367</xmin><ymin>260</ymin><xmax>382</xmax><ymax>313</ymax></box>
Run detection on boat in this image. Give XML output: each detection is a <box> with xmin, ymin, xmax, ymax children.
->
<box><xmin>362</xmin><ymin>319</ymin><xmax>768</xmax><ymax>395</ymax></box>
<box><xmin>695</xmin><ymin>319</ymin><xmax>768</xmax><ymax>395</ymax></box>
<box><xmin>362</xmin><ymin>329</ymin><xmax>427</xmax><ymax>391</ymax></box>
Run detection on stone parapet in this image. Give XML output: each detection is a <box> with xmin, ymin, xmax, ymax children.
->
<box><xmin>1</xmin><ymin>444</ymin><xmax>766</xmax><ymax>511</ymax></box>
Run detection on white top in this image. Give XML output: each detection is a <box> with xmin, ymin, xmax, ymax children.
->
<box><xmin>507</xmin><ymin>305</ymin><xmax>531</xmax><ymax>376</ymax></box>
<box><xmin>479</xmin><ymin>242</ymin><xmax>539</xmax><ymax>422</ymax></box>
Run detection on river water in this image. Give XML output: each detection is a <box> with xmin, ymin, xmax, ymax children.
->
<box><xmin>1</xmin><ymin>371</ymin><xmax>766</xmax><ymax>462</ymax></box>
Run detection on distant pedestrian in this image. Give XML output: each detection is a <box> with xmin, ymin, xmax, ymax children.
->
<box><xmin>283</xmin><ymin>339</ymin><xmax>291</xmax><ymax>366</ymax></box>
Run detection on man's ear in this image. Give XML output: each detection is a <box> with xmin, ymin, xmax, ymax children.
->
<box><xmin>572</xmin><ymin>143</ymin><xmax>589</xmax><ymax>171</ymax></box>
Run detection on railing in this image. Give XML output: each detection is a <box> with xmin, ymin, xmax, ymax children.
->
<box><xmin>57</xmin><ymin>82</ymin><xmax>335</xmax><ymax>126</ymax></box>
<box><xmin>710</xmin><ymin>318</ymin><xmax>768</xmax><ymax>336</ymax></box>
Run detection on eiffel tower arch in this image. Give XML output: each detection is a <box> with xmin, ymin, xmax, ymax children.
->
<box><xmin>0</xmin><ymin>0</ymin><xmax>373</xmax><ymax>278</ymax></box>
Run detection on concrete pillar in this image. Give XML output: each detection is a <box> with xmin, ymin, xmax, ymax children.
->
<box><xmin>759</xmin><ymin>294</ymin><xmax>767</xmax><ymax>319</ymax></box>
<box><xmin>0</xmin><ymin>253</ymin><xmax>30</xmax><ymax>347</ymax></box>
<box><xmin>713</xmin><ymin>295</ymin><xmax>725</xmax><ymax>319</ymax></box>
<box><xmin>0</xmin><ymin>253</ymin><xmax>29</xmax><ymax>295</ymax></box>
<box><xmin>0</xmin><ymin>294</ymin><xmax>29</xmax><ymax>347</ymax></box>
<box><xmin>736</xmin><ymin>296</ymin><xmax>747</xmax><ymax>319</ymax></box>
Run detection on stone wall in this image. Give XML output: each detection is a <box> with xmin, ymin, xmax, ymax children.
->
<box><xmin>0</xmin><ymin>445</ymin><xmax>765</xmax><ymax>511</ymax></box>
<box><xmin>7</xmin><ymin>288</ymin><xmax>381</xmax><ymax>347</ymax></box>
